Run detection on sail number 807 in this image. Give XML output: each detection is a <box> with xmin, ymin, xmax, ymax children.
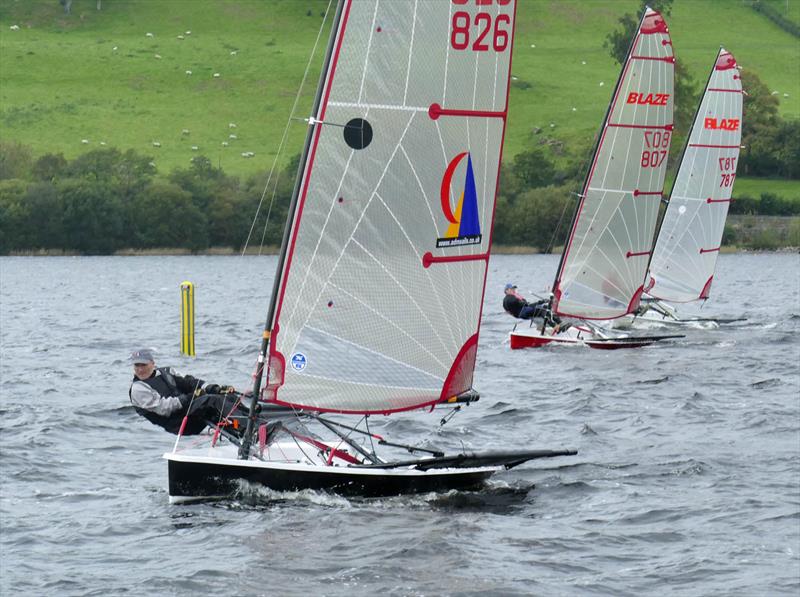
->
<box><xmin>641</xmin><ymin>131</ymin><xmax>670</xmax><ymax>168</ymax></box>
<box><xmin>451</xmin><ymin>0</ymin><xmax>512</xmax><ymax>52</ymax></box>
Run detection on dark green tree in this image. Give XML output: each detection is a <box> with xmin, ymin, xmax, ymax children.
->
<box><xmin>32</xmin><ymin>153</ymin><xmax>68</xmax><ymax>183</ymax></box>
<box><xmin>240</xmin><ymin>154</ymin><xmax>300</xmax><ymax>249</ymax></box>
<box><xmin>511</xmin><ymin>148</ymin><xmax>557</xmax><ymax>190</ymax></box>
<box><xmin>127</xmin><ymin>181</ymin><xmax>208</xmax><ymax>251</ymax></box>
<box><xmin>737</xmin><ymin>69</ymin><xmax>798</xmax><ymax>178</ymax></box>
<box><xmin>0</xmin><ymin>180</ymin><xmax>30</xmax><ymax>252</ymax></box>
<box><xmin>22</xmin><ymin>182</ymin><xmax>65</xmax><ymax>249</ymax></box>
<box><xmin>60</xmin><ymin>178</ymin><xmax>123</xmax><ymax>253</ymax></box>
<box><xmin>505</xmin><ymin>184</ymin><xmax>576</xmax><ymax>252</ymax></box>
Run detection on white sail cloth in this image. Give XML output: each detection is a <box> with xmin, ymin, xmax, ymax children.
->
<box><xmin>266</xmin><ymin>0</ymin><xmax>515</xmax><ymax>413</ymax></box>
<box><xmin>647</xmin><ymin>49</ymin><xmax>743</xmax><ymax>302</ymax></box>
<box><xmin>554</xmin><ymin>8</ymin><xmax>674</xmax><ymax>320</ymax></box>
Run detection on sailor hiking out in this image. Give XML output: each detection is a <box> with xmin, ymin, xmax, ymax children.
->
<box><xmin>128</xmin><ymin>349</ymin><xmax>245</xmax><ymax>436</ymax></box>
<box><xmin>502</xmin><ymin>283</ymin><xmax>566</xmax><ymax>332</ymax></box>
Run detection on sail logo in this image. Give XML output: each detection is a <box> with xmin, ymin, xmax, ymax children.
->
<box><xmin>626</xmin><ymin>92</ymin><xmax>670</xmax><ymax>106</ymax></box>
<box><xmin>704</xmin><ymin>117</ymin><xmax>739</xmax><ymax>131</ymax></box>
<box><xmin>436</xmin><ymin>152</ymin><xmax>482</xmax><ymax>248</ymax></box>
<box><xmin>290</xmin><ymin>352</ymin><xmax>307</xmax><ymax>372</ymax></box>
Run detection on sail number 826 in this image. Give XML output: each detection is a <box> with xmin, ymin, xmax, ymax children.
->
<box><xmin>451</xmin><ymin>0</ymin><xmax>512</xmax><ymax>52</ymax></box>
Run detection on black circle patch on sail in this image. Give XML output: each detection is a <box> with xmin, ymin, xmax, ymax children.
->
<box><xmin>343</xmin><ymin>118</ymin><xmax>373</xmax><ymax>150</ymax></box>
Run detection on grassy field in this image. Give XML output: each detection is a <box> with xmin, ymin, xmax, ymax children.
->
<box><xmin>0</xmin><ymin>0</ymin><xmax>332</xmax><ymax>178</ymax></box>
<box><xmin>508</xmin><ymin>0</ymin><xmax>800</xmax><ymax>157</ymax></box>
<box><xmin>1</xmin><ymin>0</ymin><xmax>798</xmax><ymax>184</ymax></box>
<box><xmin>733</xmin><ymin>176</ymin><xmax>800</xmax><ymax>199</ymax></box>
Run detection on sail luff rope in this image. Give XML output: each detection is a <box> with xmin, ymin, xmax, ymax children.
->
<box><xmin>241</xmin><ymin>0</ymin><xmax>334</xmax><ymax>256</ymax></box>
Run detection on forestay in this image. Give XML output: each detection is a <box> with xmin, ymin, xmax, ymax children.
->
<box><xmin>265</xmin><ymin>0</ymin><xmax>515</xmax><ymax>413</ymax></box>
<box><xmin>647</xmin><ymin>49</ymin><xmax>742</xmax><ymax>303</ymax></box>
<box><xmin>553</xmin><ymin>8</ymin><xmax>674</xmax><ymax>320</ymax></box>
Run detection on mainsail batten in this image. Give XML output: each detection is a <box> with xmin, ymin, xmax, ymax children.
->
<box><xmin>264</xmin><ymin>0</ymin><xmax>516</xmax><ymax>414</ymax></box>
<box><xmin>647</xmin><ymin>49</ymin><xmax>743</xmax><ymax>303</ymax></box>
<box><xmin>552</xmin><ymin>8</ymin><xmax>674</xmax><ymax>320</ymax></box>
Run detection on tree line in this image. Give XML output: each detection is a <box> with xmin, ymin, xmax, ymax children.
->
<box><xmin>0</xmin><ymin>146</ymin><xmax>295</xmax><ymax>254</ymax></box>
<box><xmin>1</xmin><ymin>132</ymin><xmax>795</xmax><ymax>255</ymax></box>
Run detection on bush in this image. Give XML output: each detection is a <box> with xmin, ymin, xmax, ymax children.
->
<box><xmin>722</xmin><ymin>224</ymin><xmax>738</xmax><ymax>246</ymax></box>
<box><xmin>787</xmin><ymin>218</ymin><xmax>800</xmax><ymax>247</ymax></box>
<box><xmin>747</xmin><ymin>228</ymin><xmax>782</xmax><ymax>250</ymax></box>
<box><xmin>503</xmin><ymin>184</ymin><xmax>575</xmax><ymax>250</ymax></box>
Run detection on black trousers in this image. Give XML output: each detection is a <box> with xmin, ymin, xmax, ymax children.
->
<box><xmin>185</xmin><ymin>393</ymin><xmax>244</xmax><ymax>426</ymax></box>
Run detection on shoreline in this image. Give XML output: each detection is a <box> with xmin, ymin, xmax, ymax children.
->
<box><xmin>3</xmin><ymin>245</ymin><xmax>797</xmax><ymax>257</ymax></box>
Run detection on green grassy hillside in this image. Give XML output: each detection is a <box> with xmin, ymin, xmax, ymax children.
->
<box><xmin>1</xmin><ymin>0</ymin><xmax>798</xmax><ymax>196</ymax></box>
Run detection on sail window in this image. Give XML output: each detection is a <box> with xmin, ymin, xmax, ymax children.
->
<box><xmin>343</xmin><ymin>118</ymin><xmax>373</xmax><ymax>150</ymax></box>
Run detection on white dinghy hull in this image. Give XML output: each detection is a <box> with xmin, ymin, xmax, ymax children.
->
<box><xmin>509</xmin><ymin>324</ymin><xmax>682</xmax><ymax>350</ymax></box>
<box><xmin>165</xmin><ymin>442</ymin><xmax>574</xmax><ymax>503</ymax></box>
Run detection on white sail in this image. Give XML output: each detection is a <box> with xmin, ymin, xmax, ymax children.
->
<box><xmin>647</xmin><ymin>49</ymin><xmax>742</xmax><ymax>302</ymax></box>
<box><xmin>553</xmin><ymin>8</ymin><xmax>674</xmax><ymax>320</ymax></box>
<box><xmin>264</xmin><ymin>0</ymin><xmax>515</xmax><ymax>413</ymax></box>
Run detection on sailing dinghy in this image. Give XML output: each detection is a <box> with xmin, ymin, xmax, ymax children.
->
<box><xmin>510</xmin><ymin>7</ymin><xmax>682</xmax><ymax>350</ymax></box>
<box><xmin>165</xmin><ymin>0</ymin><xmax>574</xmax><ymax>503</ymax></box>
<box><xmin>625</xmin><ymin>48</ymin><xmax>745</xmax><ymax>329</ymax></box>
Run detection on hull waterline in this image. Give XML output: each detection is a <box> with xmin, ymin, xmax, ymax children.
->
<box><xmin>164</xmin><ymin>442</ymin><xmax>576</xmax><ymax>502</ymax></box>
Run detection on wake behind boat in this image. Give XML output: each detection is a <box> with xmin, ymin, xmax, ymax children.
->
<box><xmin>165</xmin><ymin>0</ymin><xmax>575</xmax><ymax>503</ymax></box>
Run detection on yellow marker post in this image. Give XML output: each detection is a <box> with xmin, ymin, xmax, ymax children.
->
<box><xmin>180</xmin><ymin>281</ymin><xmax>195</xmax><ymax>357</ymax></box>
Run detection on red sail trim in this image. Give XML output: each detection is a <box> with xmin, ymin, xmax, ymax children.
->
<box><xmin>554</xmin><ymin>8</ymin><xmax>672</xmax><ymax>320</ymax></box>
<box><xmin>428</xmin><ymin>103</ymin><xmax>506</xmax><ymax>120</ymax></box>
<box><xmin>422</xmin><ymin>252</ymin><xmax>489</xmax><ymax>268</ymax></box>
<box><xmin>708</xmin><ymin>88</ymin><xmax>742</xmax><ymax>93</ymax></box>
<box><xmin>268</xmin><ymin>1</ymin><xmax>519</xmax><ymax>415</ymax></box>
<box><xmin>473</xmin><ymin>0</ymin><xmax>518</xmax><ymax>365</ymax></box>
<box><xmin>267</xmin><ymin>0</ymin><xmax>353</xmax><ymax>395</ymax></box>
<box><xmin>270</xmin><ymin>397</ymin><xmax>442</xmax><ymax>416</ymax></box>
<box><xmin>626</xmin><ymin>250</ymin><xmax>651</xmax><ymax>258</ymax></box>
<box><xmin>715</xmin><ymin>53</ymin><xmax>737</xmax><ymax>70</ymax></box>
<box><xmin>267</xmin><ymin>336</ymin><xmax>481</xmax><ymax>416</ymax></box>
<box><xmin>689</xmin><ymin>143</ymin><xmax>739</xmax><ymax>148</ymax></box>
<box><xmin>640</xmin><ymin>10</ymin><xmax>668</xmax><ymax>34</ymax></box>
<box><xmin>555</xmin><ymin>287</ymin><xmax>647</xmax><ymax>321</ymax></box>
<box><xmin>633</xmin><ymin>189</ymin><xmax>662</xmax><ymax>197</ymax></box>
<box><xmin>707</xmin><ymin>197</ymin><xmax>733</xmax><ymax>203</ymax></box>
<box><xmin>631</xmin><ymin>55</ymin><xmax>675</xmax><ymax>64</ymax></box>
<box><xmin>439</xmin><ymin>334</ymin><xmax>478</xmax><ymax>402</ymax></box>
<box><xmin>627</xmin><ymin>285</ymin><xmax>645</xmax><ymax>314</ymax></box>
<box><xmin>699</xmin><ymin>276</ymin><xmax>714</xmax><ymax>299</ymax></box>
<box><xmin>608</xmin><ymin>123</ymin><xmax>674</xmax><ymax>130</ymax></box>
<box><xmin>699</xmin><ymin>247</ymin><xmax>721</xmax><ymax>254</ymax></box>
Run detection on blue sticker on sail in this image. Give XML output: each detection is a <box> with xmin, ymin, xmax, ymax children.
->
<box><xmin>290</xmin><ymin>352</ymin><xmax>307</xmax><ymax>372</ymax></box>
<box><xmin>436</xmin><ymin>152</ymin><xmax>482</xmax><ymax>248</ymax></box>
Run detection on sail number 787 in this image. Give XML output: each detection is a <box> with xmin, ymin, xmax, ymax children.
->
<box><xmin>451</xmin><ymin>0</ymin><xmax>512</xmax><ymax>52</ymax></box>
<box><xmin>719</xmin><ymin>157</ymin><xmax>736</xmax><ymax>188</ymax></box>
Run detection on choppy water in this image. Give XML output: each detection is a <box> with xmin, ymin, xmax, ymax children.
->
<box><xmin>1</xmin><ymin>253</ymin><xmax>798</xmax><ymax>596</ymax></box>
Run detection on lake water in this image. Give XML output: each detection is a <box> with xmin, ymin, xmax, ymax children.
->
<box><xmin>1</xmin><ymin>253</ymin><xmax>798</xmax><ymax>596</ymax></box>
